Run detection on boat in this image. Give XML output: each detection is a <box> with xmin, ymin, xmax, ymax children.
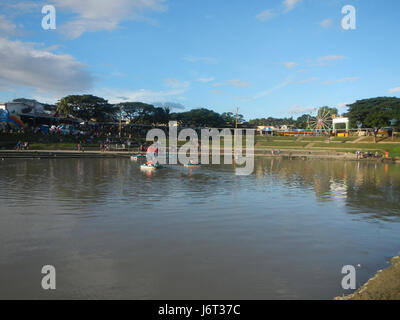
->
<box><xmin>130</xmin><ymin>154</ymin><xmax>146</xmax><ymax>161</ymax></box>
<box><xmin>184</xmin><ymin>162</ymin><xmax>202</xmax><ymax>168</ymax></box>
<box><xmin>140</xmin><ymin>163</ymin><xmax>162</xmax><ymax>170</ymax></box>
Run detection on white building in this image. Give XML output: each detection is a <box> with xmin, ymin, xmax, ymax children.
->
<box><xmin>1</xmin><ymin>99</ymin><xmax>45</xmax><ymax>116</ymax></box>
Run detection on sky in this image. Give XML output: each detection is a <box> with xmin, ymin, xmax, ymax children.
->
<box><xmin>0</xmin><ymin>0</ymin><xmax>399</xmax><ymax>120</ymax></box>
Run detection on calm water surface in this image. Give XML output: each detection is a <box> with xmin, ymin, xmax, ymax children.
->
<box><xmin>1</xmin><ymin>158</ymin><xmax>400</xmax><ymax>299</ymax></box>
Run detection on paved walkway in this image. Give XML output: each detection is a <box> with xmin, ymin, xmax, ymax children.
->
<box><xmin>351</xmin><ymin>137</ymin><xmax>366</xmax><ymax>143</ymax></box>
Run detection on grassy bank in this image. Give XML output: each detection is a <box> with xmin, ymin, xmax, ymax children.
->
<box><xmin>336</xmin><ymin>256</ymin><xmax>400</xmax><ymax>300</ymax></box>
<box><xmin>2</xmin><ymin>134</ymin><xmax>400</xmax><ymax>157</ymax></box>
<box><xmin>254</xmin><ymin>137</ymin><xmax>400</xmax><ymax>157</ymax></box>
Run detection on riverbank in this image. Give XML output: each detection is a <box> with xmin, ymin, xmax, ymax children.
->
<box><xmin>0</xmin><ymin>149</ymin><xmax>397</xmax><ymax>162</ymax></box>
<box><xmin>2</xmin><ymin>134</ymin><xmax>400</xmax><ymax>156</ymax></box>
<box><xmin>335</xmin><ymin>256</ymin><xmax>400</xmax><ymax>300</ymax></box>
<box><xmin>0</xmin><ymin>150</ymin><xmax>129</xmax><ymax>159</ymax></box>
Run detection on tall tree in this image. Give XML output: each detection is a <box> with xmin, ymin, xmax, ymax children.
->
<box><xmin>170</xmin><ymin>108</ymin><xmax>226</xmax><ymax>127</ymax></box>
<box><xmin>118</xmin><ymin>102</ymin><xmax>156</xmax><ymax>124</ymax></box>
<box><xmin>319</xmin><ymin>106</ymin><xmax>339</xmax><ymax>117</ymax></box>
<box><xmin>57</xmin><ymin>95</ymin><xmax>115</xmax><ymax>122</ymax></box>
<box><xmin>295</xmin><ymin>114</ymin><xmax>311</xmax><ymax>129</ymax></box>
<box><xmin>347</xmin><ymin>97</ymin><xmax>400</xmax><ymax>142</ymax></box>
<box><xmin>221</xmin><ymin>112</ymin><xmax>245</xmax><ymax>127</ymax></box>
<box><xmin>153</xmin><ymin>107</ymin><xmax>171</xmax><ymax>125</ymax></box>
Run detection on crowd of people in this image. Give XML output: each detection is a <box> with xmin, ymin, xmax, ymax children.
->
<box><xmin>15</xmin><ymin>141</ymin><xmax>29</xmax><ymax>150</ymax></box>
<box><xmin>1</xmin><ymin>121</ymin><xmax>166</xmax><ymax>152</ymax></box>
<box><xmin>356</xmin><ymin>150</ymin><xmax>382</xmax><ymax>159</ymax></box>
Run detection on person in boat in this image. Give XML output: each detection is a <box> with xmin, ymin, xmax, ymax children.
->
<box><xmin>146</xmin><ymin>160</ymin><xmax>158</xmax><ymax>167</ymax></box>
<box><xmin>189</xmin><ymin>159</ymin><xmax>200</xmax><ymax>165</ymax></box>
<box><xmin>147</xmin><ymin>145</ymin><xmax>159</xmax><ymax>155</ymax></box>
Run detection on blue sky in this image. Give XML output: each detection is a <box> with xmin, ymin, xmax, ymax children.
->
<box><xmin>0</xmin><ymin>0</ymin><xmax>399</xmax><ymax>120</ymax></box>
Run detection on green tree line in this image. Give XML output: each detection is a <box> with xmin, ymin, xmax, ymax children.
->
<box><xmin>53</xmin><ymin>95</ymin><xmax>400</xmax><ymax>130</ymax></box>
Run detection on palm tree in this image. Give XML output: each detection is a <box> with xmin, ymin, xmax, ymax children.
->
<box><xmin>56</xmin><ymin>99</ymin><xmax>72</xmax><ymax>117</ymax></box>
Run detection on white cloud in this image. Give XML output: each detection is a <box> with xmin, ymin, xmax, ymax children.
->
<box><xmin>164</xmin><ymin>78</ymin><xmax>190</xmax><ymax>89</ymax></box>
<box><xmin>253</xmin><ymin>78</ymin><xmax>293</xmax><ymax>99</ymax></box>
<box><xmin>256</xmin><ymin>9</ymin><xmax>275</xmax><ymax>21</ymax></box>
<box><xmin>0</xmin><ymin>37</ymin><xmax>93</xmax><ymax>94</ymax></box>
<box><xmin>101</xmin><ymin>87</ymin><xmax>187</xmax><ymax>104</ymax></box>
<box><xmin>284</xmin><ymin>61</ymin><xmax>297</xmax><ymax>69</ymax></box>
<box><xmin>213</xmin><ymin>79</ymin><xmax>252</xmax><ymax>88</ymax></box>
<box><xmin>183</xmin><ymin>56</ymin><xmax>218</xmax><ymax>64</ymax></box>
<box><xmin>283</xmin><ymin>0</ymin><xmax>302</xmax><ymax>12</ymax></box>
<box><xmin>210</xmin><ymin>89</ymin><xmax>225</xmax><ymax>95</ymax></box>
<box><xmin>50</xmin><ymin>0</ymin><xmax>166</xmax><ymax>39</ymax></box>
<box><xmin>1</xmin><ymin>1</ymin><xmax>42</xmax><ymax>12</ymax></box>
<box><xmin>197</xmin><ymin>77</ymin><xmax>215</xmax><ymax>83</ymax></box>
<box><xmin>323</xmin><ymin>77</ymin><xmax>360</xmax><ymax>84</ymax></box>
<box><xmin>337</xmin><ymin>102</ymin><xmax>349</xmax><ymax>110</ymax></box>
<box><xmin>0</xmin><ymin>14</ymin><xmax>21</xmax><ymax>36</ymax></box>
<box><xmin>289</xmin><ymin>106</ymin><xmax>315</xmax><ymax>115</ymax></box>
<box><xmin>298</xmin><ymin>77</ymin><xmax>318</xmax><ymax>84</ymax></box>
<box><xmin>318</xmin><ymin>55</ymin><xmax>346</xmax><ymax>64</ymax></box>
<box><xmin>320</xmin><ymin>19</ymin><xmax>333</xmax><ymax>29</ymax></box>
<box><xmin>389</xmin><ymin>87</ymin><xmax>400</xmax><ymax>93</ymax></box>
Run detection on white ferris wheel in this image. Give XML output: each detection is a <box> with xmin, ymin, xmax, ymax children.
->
<box><xmin>308</xmin><ymin>108</ymin><xmax>333</xmax><ymax>131</ymax></box>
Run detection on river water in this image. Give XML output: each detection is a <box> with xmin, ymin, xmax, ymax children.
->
<box><xmin>1</xmin><ymin>157</ymin><xmax>400</xmax><ymax>299</ymax></box>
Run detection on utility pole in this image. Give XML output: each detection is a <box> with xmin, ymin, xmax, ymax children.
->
<box><xmin>235</xmin><ymin>107</ymin><xmax>239</xmax><ymax>129</ymax></box>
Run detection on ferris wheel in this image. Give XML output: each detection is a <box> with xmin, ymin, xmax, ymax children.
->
<box><xmin>308</xmin><ymin>108</ymin><xmax>333</xmax><ymax>131</ymax></box>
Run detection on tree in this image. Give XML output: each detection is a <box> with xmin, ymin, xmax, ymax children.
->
<box><xmin>153</xmin><ymin>107</ymin><xmax>171</xmax><ymax>125</ymax></box>
<box><xmin>221</xmin><ymin>112</ymin><xmax>245</xmax><ymax>127</ymax></box>
<box><xmin>57</xmin><ymin>95</ymin><xmax>116</xmax><ymax>122</ymax></box>
<box><xmin>118</xmin><ymin>103</ymin><xmax>171</xmax><ymax>125</ymax></box>
<box><xmin>170</xmin><ymin>108</ymin><xmax>225</xmax><ymax>127</ymax></box>
<box><xmin>118</xmin><ymin>102</ymin><xmax>155</xmax><ymax>124</ymax></box>
<box><xmin>295</xmin><ymin>114</ymin><xmax>311</xmax><ymax>129</ymax></box>
<box><xmin>319</xmin><ymin>106</ymin><xmax>338</xmax><ymax>117</ymax></box>
<box><xmin>248</xmin><ymin>117</ymin><xmax>295</xmax><ymax>128</ymax></box>
<box><xmin>347</xmin><ymin>97</ymin><xmax>400</xmax><ymax>143</ymax></box>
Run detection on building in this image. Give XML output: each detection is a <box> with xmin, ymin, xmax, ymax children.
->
<box><xmin>257</xmin><ymin>126</ymin><xmax>278</xmax><ymax>136</ymax></box>
<box><xmin>0</xmin><ymin>99</ymin><xmax>54</xmax><ymax>128</ymax></box>
<box><xmin>0</xmin><ymin>101</ymin><xmax>31</xmax><ymax>128</ymax></box>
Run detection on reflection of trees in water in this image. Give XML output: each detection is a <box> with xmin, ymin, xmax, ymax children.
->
<box><xmin>254</xmin><ymin>158</ymin><xmax>400</xmax><ymax>221</ymax></box>
<box><xmin>0</xmin><ymin>159</ymin><xmax>132</xmax><ymax>208</ymax></box>
<box><xmin>2</xmin><ymin>158</ymin><xmax>400</xmax><ymax>221</ymax></box>
<box><xmin>0</xmin><ymin>159</ymin><xmax>236</xmax><ymax>212</ymax></box>
<box><xmin>345</xmin><ymin>164</ymin><xmax>400</xmax><ymax>221</ymax></box>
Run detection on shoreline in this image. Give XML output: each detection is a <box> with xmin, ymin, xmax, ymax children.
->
<box><xmin>0</xmin><ymin>149</ymin><xmax>397</xmax><ymax>162</ymax></box>
<box><xmin>335</xmin><ymin>256</ymin><xmax>400</xmax><ymax>300</ymax></box>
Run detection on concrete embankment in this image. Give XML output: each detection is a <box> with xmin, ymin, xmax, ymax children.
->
<box><xmin>0</xmin><ymin>150</ymin><xmax>131</xmax><ymax>159</ymax></box>
<box><xmin>253</xmin><ymin>149</ymin><xmax>398</xmax><ymax>162</ymax></box>
<box><xmin>0</xmin><ymin>149</ymin><xmax>397</xmax><ymax>162</ymax></box>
